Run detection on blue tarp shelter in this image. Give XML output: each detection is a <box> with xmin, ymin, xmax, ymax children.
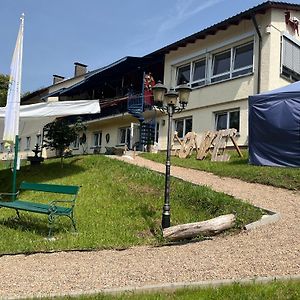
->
<box><xmin>249</xmin><ymin>82</ymin><xmax>300</xmax><ymax>167</ymax></box>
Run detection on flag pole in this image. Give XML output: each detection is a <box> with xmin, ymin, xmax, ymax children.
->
<box><xmin>12</xmin><ymin>135</ymin><xmax>19</xmax><ymax>201</ymax></box>
<box><xmin>12</xmin><ymin>14</ymin><xmax>24</xmax><ymax>200</ymax></box>
<box><xmin>2</xmin><ymin>14</ymin><xmax>24</xmax><ymax>200</ymax></box>
<box><xmin>11</xmin><ymin>14</ymin><xmax>24</xmax><ymax>200</ymax></box>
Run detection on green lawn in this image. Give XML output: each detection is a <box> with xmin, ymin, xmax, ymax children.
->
<box><xmin>0</xmin><ymin>155</ymin><xmax>262</xmax><ymax>255</ymax></box>
<box><xmin>42</xmin><ymin>280</ymin><xmax>300</xmax><ymax>300</ymax></box>
<box><xmin>141</xmin><ymin>151</ymin><xmax>300</xmax><ymax>191</ymax></box>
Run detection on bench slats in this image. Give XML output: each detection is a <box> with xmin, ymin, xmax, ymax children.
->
<box><xmin>20</xmin><ymin>181</ymin><xmax>79</xmax><ymax>195</ymax></box>
<box><xmin>0</xmin><ymin>200</ymin><xmax>72</xmax><ymax>215</ymax></box>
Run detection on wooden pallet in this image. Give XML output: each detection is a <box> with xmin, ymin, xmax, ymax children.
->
<box><xmin>172</xmin><ymin>129</ymin><xmax>243</xmax><ymax>162</ymax></box>
<box><xmin>196</xmin><ymin>131</ymin><xmax>217</xmax><ymax>160</ymax></box>
<box><xmin>178</xmin><ymin>132</ymin><xmax>197</xmax><ymax>159</ymax></box>
<box><xmin>211</xmin><ymin>128</ymin><xmax>242</xmax><ymax>161</ymax></box>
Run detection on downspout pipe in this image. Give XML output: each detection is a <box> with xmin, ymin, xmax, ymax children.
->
<box><xmin>252</xmin><ymin>14</ymin><xmax>262</xmax><ymax>94</ymax></box>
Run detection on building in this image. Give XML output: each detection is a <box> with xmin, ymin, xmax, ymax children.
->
<box><xmin>2</xmin><ymin>1</ymin><xmax>300</xmax><ymax>158</ymax></box>
<box><xmin>153</xmin><ymin>1</ymin><xmax>300</xmax><ymax>149</ymax></box>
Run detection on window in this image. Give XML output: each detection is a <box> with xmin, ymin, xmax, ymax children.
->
<box><xmin>36</xmin><ymin>134</ymin><xmax>41</xmax><ymax>146</ymax></box>
<box><xmin>192</xmin><ymin>59</ymin><xmax>206</xmax><ymax>87</ymax></box>
<box><xmin>25</xmin><ymin>137</ymin><xmax>31</xmax><ymax>150</ymax></box>
<box><xmin>0</xmin><ymin>143</ymin><xmax>3</xmax><ymax>153</ymax></box>
<box><xmin>233</xmin><ymin>43</ymin><xmax>254</xmax><ymax>76</ymax></box>
<box><xmin>119</xmin><ymin>127</ymin><xmax>131</xmax><ymax>145</ymax></box>
<box><xmin>212</xmin><ymin>50</ymin><xmax>231</xmax><ymax>82</ymax></box>
<box><xmin>215</xmin><ymin>110</ymin><xmax>240</xmax><ymax>132</ymax></box>
<box><xmin>175</xmin><ymin>117</ymin><xmax>193</xmax><ymax>138</ymax></box>
<box><xmin>92</xmin><ymin>132</ymin><xmax>102</xmax><ymax>147</ymax></box>
<box><xmin>119</xmin><ymin>127</ymin><xmax>130</xmax><ymax>145</ymax></box>
<box><xmin>176</xmin><ymin>59</ymin><xmax>207</xmax><ymax>87</ymax></box>
<box><xmin>281</xmin><ymin>36</ymin><xmax>300</xmax><ymax>81</ymax></box>
<box><xmin>175</xmin><ymin>41</ymin><xmax>253</xmax><ymax>87</ymax></box>
<box><xmin>72</xmin><ymin>135</ymin><xmax>79</xmax><ymax>149</ymax></box>
<box><xmin>177</xmin><ymin>64</ymin><xmax>190</xmax><ymax>85</ymax></box>
<box><xmin>155</xmin><ymin>122</ymin><xmax>159</xmax><ymax>143</ymax></box>
<box><xmin>212</xmin><ymin>42</ymin><xmax>253</xmax><ymax>83</ymax></box>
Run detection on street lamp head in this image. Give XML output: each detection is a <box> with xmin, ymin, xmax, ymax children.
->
<box><xmin>176</xmin><ymin>83</ymin><xmax>192</xmax><ymax>107</ymax></box>
<box><xmin>165</xmin><ymin>89</ymin><xmax>178</xmax><ymax>106</ymax></box>
<box><xmin>152</xmin><ymin>81</ymin><xmax>167</xmax><ymax>104</ymax></box>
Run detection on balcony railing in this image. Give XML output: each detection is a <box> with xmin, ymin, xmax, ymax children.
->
<box><xmin>128</xmin><ymin>93</ymin><xmax>154</xmax><ymax>112</ymax></box>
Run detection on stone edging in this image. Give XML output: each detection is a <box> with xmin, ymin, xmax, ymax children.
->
<box><xmin>6</xmin><ymin>274</ymin><xmax>300</xmax><ymax>300</ymax></box>
<box><xmin>244</xmin><ymin>208</ymin><xmax>281</xmax><ymax>231</ymax></box>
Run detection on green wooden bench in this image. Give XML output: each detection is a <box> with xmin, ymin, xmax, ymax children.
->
<box><xmin>0</xmin><ymin>181</ymin><xmax>80</xmax><ymax>237</ymax></box>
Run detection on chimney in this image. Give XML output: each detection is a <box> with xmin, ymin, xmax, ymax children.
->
<box><xmin>74</xmin><ymin>62</ymin><xmax>87</xmax><ymax>77</ymax></box>
<box><xmin>53</xmin><ymin>74</ymin><xmax>65</xmax><ymax>85</ymax></box>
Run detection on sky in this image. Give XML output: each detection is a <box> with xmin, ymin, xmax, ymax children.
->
<box><xmin>1</xmin><ymin>0</ymin><xmax>298</xmax><ymax>93</ymax></box>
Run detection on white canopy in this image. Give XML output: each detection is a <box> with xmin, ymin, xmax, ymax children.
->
<box><xmin>0</xmin><ymin>100</ymin><xmax>100</xmax><ymax>141</ymax></box>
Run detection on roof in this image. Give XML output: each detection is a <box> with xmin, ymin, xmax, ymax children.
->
<box><xmin>58</xmin><ymin>56</ymin><xmax>158</xmax><ymax>96</ymax></box>
<box><xmin>145</xmin><ymin>1</ymin><xmax>300</xmax><ymax>57</ymax></box>
<box><xmin>21</xmin><ymin>87</ymin><xmax>48</xmax><ymax>104</ymax></box>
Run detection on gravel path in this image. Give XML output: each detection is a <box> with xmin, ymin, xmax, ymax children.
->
<box><xmin>0</xmin><ymin>156</ymin><xmax>299</xmax><ymax>299</ymax></box>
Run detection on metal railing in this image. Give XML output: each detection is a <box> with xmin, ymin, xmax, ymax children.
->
<box><xmin>127</xmin><ymin>94</ymin><xmax>144</xmax><ymax>112</ymax></box>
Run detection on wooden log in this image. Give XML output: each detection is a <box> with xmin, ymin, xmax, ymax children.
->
<box><xmin>163</xmin><ymin>214</ymin><xmax>235</xmax><ymax>241</ymax></box>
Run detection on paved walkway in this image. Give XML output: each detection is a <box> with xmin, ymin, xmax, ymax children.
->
<box><xmin>0</xmin><ymin>156</ymin><xmax>299</xmax><ymax>299</ymax></box>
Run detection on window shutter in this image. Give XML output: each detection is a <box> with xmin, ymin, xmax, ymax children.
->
<box><xmin>283</xmin><ymin>37</ymin><xmax>300</xmax><ymax>74</ymax></box>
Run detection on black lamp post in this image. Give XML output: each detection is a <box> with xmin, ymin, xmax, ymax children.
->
<box><xmin>152</xmin><ymin>81</ymin><xmax>191</xmax><ymax>229</ymax></box>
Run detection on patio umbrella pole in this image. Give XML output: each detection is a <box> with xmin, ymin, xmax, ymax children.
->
<box><xmin>12</xmin><ymin>134</ymin><xmax>19</xmax><ymax>201</ymax></box>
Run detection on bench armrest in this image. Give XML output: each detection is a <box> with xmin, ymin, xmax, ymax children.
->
<box><xmin>48</xmin><ymin>200</ymin><xmax>75</xmax><ymax>215</ymax></box>
<box><xmin>49</xmin><ymin>200</ymin><xmax>75</xmax><ymax>206</ymax></box>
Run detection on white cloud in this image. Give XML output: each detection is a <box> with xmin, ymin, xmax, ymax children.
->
<box><xmin>124</xmin><ymin>0</ymin><xmax>225</xmax><ymax>56</ymax></box>
<box><xmin>157</xmin><ymin>0</ymin><xmax>225</xmax><ymax>34</ymax></box>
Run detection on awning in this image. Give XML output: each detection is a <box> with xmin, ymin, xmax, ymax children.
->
<box><xmin>0</xmin><ymin>100</ymin><xmax>100</xmax><ymax>140</ymax></box>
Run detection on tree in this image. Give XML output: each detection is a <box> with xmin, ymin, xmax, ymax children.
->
<box><xmin>44</xmin><ymin>118</ymin><xmax>80</xmax><ymax>166</ymax></box>
<box><xmin>0</xmin><ymin>74</ymin><xmax>10</xmax><ymax>107</ymax></box>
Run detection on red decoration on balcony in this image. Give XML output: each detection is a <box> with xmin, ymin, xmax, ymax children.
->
<box><xmin>144</xmin><ymin>72</ymin><xmax>155</xmax><ymax>105</ymax></box>
<box><xmin>285</xmin><ymin>11</ymin><xmax>299</xmax><ymax>35</ymax></box>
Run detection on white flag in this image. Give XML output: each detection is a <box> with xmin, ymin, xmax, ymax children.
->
<box><xmin>3</xmin><ymin>14</ymin><xmax>24</xmax><ymax>146</ymax></box>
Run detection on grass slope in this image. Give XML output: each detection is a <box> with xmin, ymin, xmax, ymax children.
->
<box><xmin>0</xmin><ymin>155</ymin><xmax>262</xmax><ymax>255</ymax></box>
<box><xmin>141</xmin><ymin>151</ymin><xmax>300</xmax><ymax>191</ymax></box>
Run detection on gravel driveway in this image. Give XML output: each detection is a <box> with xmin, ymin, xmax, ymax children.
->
<box><xmin>0</xmin><ymin>156</ymin><xmax>299</xmax><ymax>299</ymax></box>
